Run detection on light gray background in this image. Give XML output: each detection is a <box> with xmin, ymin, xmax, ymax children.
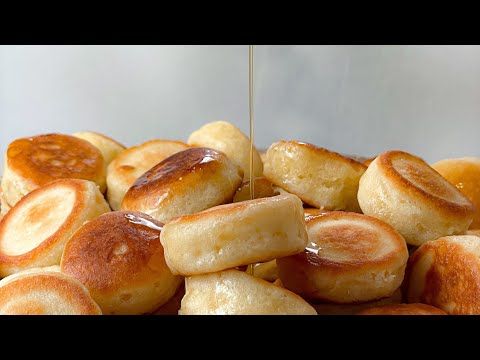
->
<box><xmin>1</xmin><ymin>45</ymin><xmax>479</xmax><ymax>172</ymax></box>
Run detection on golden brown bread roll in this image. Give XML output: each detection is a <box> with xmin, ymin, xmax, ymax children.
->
<box><xmin>160</xmin><ymin>194</ymin><xmax>308</xmax><ymax>276</ymax></box>
<box><xmin>0</xmin><ymin>269</ymin><xmax>101</xmax><ymax>315</ymax></box>
<box><xmin>1</xmin><ymin>133</ymin><xmax>106</xmax><ymax>207</ymax></box>
<box><xmin>61</xmin><ymin>211</ymin><xmax>182</xmax><ymax>315</ymax></box>
<box><xmin>358</xmin><ymin>150</ymin><xmax>475</xmax><ymax>246</ymax></box>
<box><xmin>432</xmin><ymin>157</ymin><xmax>480</xmax><ymax>229</ymax></box>
<box><xmin>179</xmin><ymin>269</ymin><xmax>317</xmax><ymax>315</ymax></box>
<box><xmin>0</xmin><ymin>179</ymin><xmax>110</xmax><ymax>277</ymax></box>
<box><xmin>187</xmin><ymin>121</ymin><xmax>263</xmax><ymax>179</ymax></box>
<box><xmin>357</xmin><ymin>303</ymin><xmax>447</xmax><ymax>315</ymax></box>
<box><xmin>263</xmin><ymin>141</ymin><xmax>366</xmax><ymax>211</ymax></box>
<box><xmin>121</xmin><ymin>147</ymin><xmax>243</xmax><ymax>223</ymax></box>
<box><xmin>106</xmin><ymin>139</ymin><xmax>189</xmax><ymax>210</ymax></box>
<box><xmin>277</xmin><ymin>211</ymin><xmax>408</xmax><ymax>303</ymax></box>
<box><xmin>405</xmin><ymin>235</ymin><xmax>480</xmax><ymax>314</ymax></box>
<box><xmin>73</xmin><ymin>131</ymin><xmax>125</xmax><ymax>167</ymax></box>
<box><xmin>233</xmin><ymin>177</ymin><xmax>278</xmax><ymax>203</ymax></box>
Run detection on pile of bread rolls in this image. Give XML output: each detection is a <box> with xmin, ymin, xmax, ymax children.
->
<box><xmin>0</xmin><ymin>121</ymin><xmax>478</xmax><ymax>315</ymax></box>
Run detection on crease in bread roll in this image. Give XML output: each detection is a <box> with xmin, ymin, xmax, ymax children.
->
<box><xmin>432</xmin><ymin>157</ymin><xmax>480</xmax><ymax>229</ymax></box>
<box><xmin>179</xmin><ymin>269</ymin><xmax>317</xmax><ymax>315</ymax></box>
<box><xmin>277</xmin><ymin>211</ymin><xmax>408</xmax><ymax>303</ymax></box>
<box><xmin>160</xmin><ymin>193</ymin><xmax>308</xmax><ymax>276</ymax></box>
<box><xmin>106</xmin><ymin>139</ymin><xmax>190</xmax><ymax>210</ymax></box>
<box><xmin>61</xmin><ymin>211</ymin><xmax>182</xmax><ymax>315</ymax></box>
<box><xmin>121</xmin><ymin>147</ymin><xmax>243</xmax><ymax>223</ymax></box>
<box><xmin>406</xmin><ymin>235</ymin><xmax>480</xmax><ymax>314</ymax></box>
<box><xmin>263</xmin><ymin>141</ymin><xmax>367</xmax><ymax>211</ymax></box>
<box><xmin>0</xmin><ymin>179</ymin><xmax>110</xmax><ymax>277</ymax></box>
<box><xmin>187</xmin><ymin>120</ymin><xmax>263</xmax><ymax>179</ymax></box>
<box><xmin>1</xmin><ymin>133</ymin><xmax>106</xmax><ymax>207</ymax></box>
<box><xmin>358</xmin><ymin>150</ymin><xmax>475</xmax><ymax>246</ymax></box>
<box><xmin>73</xmin><ymin>131</ymin><xmax>125</xmax><ymax>167</ymax></box>
<box><xmin>233</xmin><ymin>177</ymin><xmax>278</xmax><ymax>203</ymax></box>
<box><xmin>356</xmin><ymin>302</ymin><xmax>447</xmax><ymax>315</ymax></box>
<box><xmin>0</xmin><ymin>270</ymin><xmax>101</xmax><ymax>315</ymax></box>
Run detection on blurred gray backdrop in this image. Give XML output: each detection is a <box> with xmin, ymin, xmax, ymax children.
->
<box><xmin>1</xmin><ymin>45</ymin><xmax>479</xmax><ymax>172</ymax></box>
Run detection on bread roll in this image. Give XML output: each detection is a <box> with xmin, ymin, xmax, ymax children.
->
<box><xmin>357</xmin><ymin>303</ymin><xmax>447</xmax><ymax>315</ymax></box>
<box><xmin>263</xmin><ymin>141</ymin><xmax>366</xmax><ymax>211</ymax></box>
<box><xmin>73</xmin><ymin>131</ymin><xmax>125</xmax><ymax>166</ymax></box>
<box><xmin>233</xmin><ymin>177</ymin><xmax>278</xmax><ymax>203</ymax></box>
<box><xmin>179</xmin><ymin>269</ymin><xmax>317</xmax><ymax>315</ymax></box>
<box><xmin>188</xmin><ymin>121</ymin><xmax>263</xmax><ymax>179</ymax></box>
<box><xmin>160</xmin><ymin>194</ymin><xmax>308</xmax><ymax>276</ymax></box>
<box><xmin>0</xmin><ymin>186</ymin><xmax>10</xmax><ymax>219</ymax></box>
<box><xmin>2</xmin><ymin>133</ymin><xmax>106</xmax><ymax>206</ymax></box>
<box><xmin>61</xmin><ymin>211</ymin><xmax>182</xmax><ymax>315</ymax></box>
<box><xmin>405</xmin><ymin>235</ymin><xmax>480</xmax><ymax>314</ymax></box>
<box><xmin>358</xmin><ymin>150</ymin><xmax>475</xmax><ymax>246</ymax></box>
<box><xmin>304</xmin><ymin>208</ymin><xmax>328</xmax><ymax>220</ymax></box>
<box><xmin>0</xmin><ymin>269</ymin><xmax>101</xmax><ymax>315</ymax></box>
<box><xmin>277</xmin><ymin>211</ymin><xmax>408</xmax><ymax>303</ymax></box>
<box><xmin>432</xmin><ymin>157</ymin><xmax>480</xmax><ymax>229</ymax></box>
<box><xmin>106</xmin><ymin>139</ymin><xmax>189</xmax><ymax>210</ymax></box>
<box><xmin>0</xmin><ymin>179</ymin><xmax>110</xmax><ymax>277</ymax></box>
<box><xmin>121</xmin><ymin>147</ymin><xmax>243</xmax><ymax>223</ymax></box>
<box><xmin>252</xmin><ymin>260</ymin><xmax>278</xmax><ymax>282</ymax></box>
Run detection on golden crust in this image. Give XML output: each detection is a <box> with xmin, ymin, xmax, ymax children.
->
<box><xmin>61</xmin><ymin>211</ymin><xmax>182</xmax><ymax>315</ymax></box>
<box><xmin>233</xmin><ymin>177</ymin><xmax>278</xmax><ymax>203</ymax></box>
<box><xmin>405</xmin><ymin>235</ymin><xmax>480</xmax><ymax>314</ymax></box>
<box><xmin>106</xmin><ymin>139</ymin><xmax>189</xmax><ymax>210</ymax></box>
<box><xmin>160</xmin><ymin>194</ymin><xmax>308</xmax><ymax>276</ymax></box>
<box><xmin>358</xmin><ymin>151</ymin><xmax>475</xmax><ymax>246</ymax></box>
<box><xmin>357</xmin><ymin>303</ymin><xmax>447</xmax><ymax>315</ymax></box>
<box><xmin>0</xmin><ymin>270</ymin><xmax>101</xmax><ymax>315</ymax></box>
<box><xmin>121</xmin><ymin>147</ymin><xmax>243</xmax><ymax>223</ymax></box>
<box><xmin>277</xmin><ymin>211</ymin><xmax>408</xmax><ymax>303</ymax></box>
<box><xmin>432</xmin><ymin>157</ymin><xmax>480</xmax><ymax>229</ymax></box>
<box><xmin>0</xmin><ymin>179</ymin><xmax>110</xmax><ymax>277</ymax></box>
<box><xmin>179</xmin><ymin>269</ymin><xmax>317</xmax><ymax>315</ymax></box>
<box><xmin>2</xmin><ymin>134</ymin><xmax>106</xmax><ymax>206</ymax></box>
<box><xmin>73</xmin><ymin>131</ymin><xmax>125</xmax><ymax>166</ymax></box>
<box><xmin>263</xmin><ymin>141</ymin><xmax>366</xmax><ymax>211</ymax></box>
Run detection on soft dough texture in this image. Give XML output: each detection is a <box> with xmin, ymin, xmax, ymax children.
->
<box><xmin>73</xmin><ymin>131</ymin><xmax>125</xmax><ymax>167</ymax></box>
<box><xmin>106</xmin><ymin>139</ymin><xmax>189</xmax><ymax>210</ymax></box>
<box><xmin>121</xmin><ymin>147</ymin><xmax>243</xmax><ymax>223</ymax></box>
<box><xmin>0</xmin><ymin>179</ymin><xmax>110</xmax><ymax>277</ymax></box>
<box><xmin>263</xmin><ymin>141</ymin><xmax>366</xmax><ymax>211</ymax></box>
<box><xmin>405</xmin><ymin>235</ymin><xmax>480</xmax><ymax>314</ymax></box>
<box><xmin>179</xmin><ymin>270</ymin><xmax>317</xmax><ymax>315</ymax></box>
<box><xmin>358</xmin><ymin>150</ymin><xmax>475</xmax><ymax>246</ymax></box>
<box><xmin>2</xmin><ymin>133</ymin><xmax>106</xmax><ymax>206</ymax></box>
<box><xmin>277</xmin><ymin>211</ymin><xmax>408</xmax><ymax>303</ymax></box>
<box><xmin>187</xmin><ymin>121</ymin><xmax>263</xmax><ymax>179</ymax></box>
<box><xmin>160</xmin><ymin>194</ymin><xmax>308</xmax><ymax>276</ymax></box>
<box><xmin>61</xmin><ymin>211</ymin><xmax>182</xmax><ymax>315</ymax></box>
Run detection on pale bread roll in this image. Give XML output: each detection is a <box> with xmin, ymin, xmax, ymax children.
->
<box><xmin>358</xmin><ymin>150</ymin><xmax>475</xmax><ymax>246</ymax></box>
<box><xmin>106</xmin><ymin>139</ymin><xmax>189</xmax><ymax>210</ymax></box>
<box><xmin>160</xmin><ymin>194</ymin><xmax>308</xmax><ymax>276</ymax></box>
<box><xmin>2</xmin><ymin>133</ymin><xmax>106</xmax><ymax>206</ymax></box>
<box><xmin>187</xmin><ymin>121</ymin><xmax>263</xmax><ymax>179</ymax></box>
<box><xmin>179</xmin><ymin>269</ymin><xmax>316</xmax><ymax>315</ymax></box>
<box><xmin>263</xmin><ymin>141</ymin><xmax>366</xmax><ymax>211</ymax></box>
<box><xmin>73</xmin><ymin>131</ymin><xmax>125</xmax><ymax>167</ymax></box>
<box><xmin>0</xmin><ymin>179</ymin><xmax>110</xmax><ymax>277</ymax></box>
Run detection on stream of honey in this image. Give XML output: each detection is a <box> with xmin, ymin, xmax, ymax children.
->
<box><xmin>246</xmin><ymin>45</ymin><xmax>255</xmax><ymax>277</ymax></box>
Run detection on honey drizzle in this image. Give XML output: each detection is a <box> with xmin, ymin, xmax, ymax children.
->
<box><xmin>246</xmin><ymin>45</ymin><xmax>255</xmax><ymax>277</ymax></box>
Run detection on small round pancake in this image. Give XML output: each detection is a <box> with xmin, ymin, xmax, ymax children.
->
<box><xmin>187</xmin><ymin>121</ymin><xmax>263</xmax><ymax>179</ymax></box>
<box><xmin>106</xmin><ymin>139</ymin><xmax>189</xmax><ymax>210</ymax></box>
<box><xmin>73</xmin><ymin>131</ymin><xmax>125</xmax><ymax>167</ymax></box>
<box><xmin>277</xmin><ymin>211</ymin><xmax>408</xmax><ymax>303</ymax></box>
<box><xmin>0</xmin><ymin>269</ymin><xmax>101</xmax><ymax>315</ymax></box>
<box><xmin>252</xmin><ymin>260</ymin><xmax>278</xmax><ymax>282</ymax></box>
<box><xmin>0</xmin><ymin>179</ymin><xmax>110</xmax><ymax>277</ymax></box>
<box><xmin>358</xmin><ymin>151</ymin><xmax>475</xmax><ymax>246</ymax></box>
<box><xmin>432</xmin><ymin>157</ymin><xmax>480</xmax><ymax>229</ymax></box>
<box><xmin>357</xmin><ymin>303</ymin><xmax>447</xmax><ymax>315</ymax></box>
<box><xmin>179</xmin><ymin>269</ymin><xmax>317</xmax><ymax>315</ymax></box>
<box><xmin>233</xmin><ymin>177</ymin><xmax>278</xmax><ymax>203</ymax></box>
<box><xmin>121</xmin><ymin>147</ymin><xmax>243</xmax><ymax>223</ymax></box>
<box><xmin>61</xmin><ymin>211</ymin><xmax>182</xmax><ymax>315</ymax></box>
<box><xmin>405</xmin><ymin>235</ymin><xmax>480</xmax><ymax>314</ymax></box>
<box><xmin>1</xmin><ymin>133</ymin><xmax>106</xmax><ymax>207</ymax></box>
<box><xmin>263</xmin><ymin>141</ymin><xmax>367</xmax><ymax>211</ymax></box>
<box><xmin>160</xmin><ymin>194</ymin><xmax>308</xmax><ymax>276</ymax></box>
